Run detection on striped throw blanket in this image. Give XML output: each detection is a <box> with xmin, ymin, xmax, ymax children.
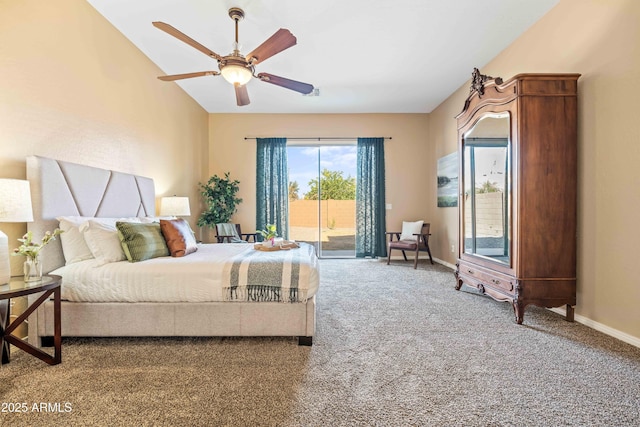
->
<box><xmin>222</xmin><ymin>242</ymin><xmax>316</xmax><ymax>303</ymax></box>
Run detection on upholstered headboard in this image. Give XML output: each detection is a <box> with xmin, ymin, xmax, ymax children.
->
<box><xmin>26</xmin><ymin>156</ymin><xmax>156</xmax><ymax>273</ymax></box>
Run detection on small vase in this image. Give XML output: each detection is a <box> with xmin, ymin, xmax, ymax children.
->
<box><xmin>263</xmin><ymin>238</ymin><xmax>275</xmax><ymax>248</ymax></box>
<box><xmin>24</xmin><ymin>255</ymin><xmax>43</xmax><ymax>282</ymax></box>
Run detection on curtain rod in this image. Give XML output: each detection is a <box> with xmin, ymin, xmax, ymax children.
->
<box><xmin>243</xmin><ymin>137</ymin><xmax>392</xmax><ymax>141</ymax></box>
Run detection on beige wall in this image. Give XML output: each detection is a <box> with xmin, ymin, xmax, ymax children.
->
<box><xmin>208</xmin><ymin>113</ymin><xmax>430</xmax><ymax>242</ymax></box>
<box><xmin>0</xmin><ymin>0</ymin><xmax>209</xmax><ymax>274</ymax></box>
<box><xmin>428</xmin><ymin>0</ymin><xmax>640</xmax><ymax>341</ymax></box>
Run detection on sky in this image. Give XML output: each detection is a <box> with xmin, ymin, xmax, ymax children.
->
<box><xmin>468</xmin><ymin>146</ymin><xmax>508</xmax><ymax>191</ymax></box>
<box><xmin>287</xmin><ymin>145</ymin><xmax>357</xmax><ymax>197</ymax></box>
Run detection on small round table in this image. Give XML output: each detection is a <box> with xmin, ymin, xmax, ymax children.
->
<box><xmin>0</xmin><ymin>275</ymin><xmax>61</xmax><ymax>365</ymax></box>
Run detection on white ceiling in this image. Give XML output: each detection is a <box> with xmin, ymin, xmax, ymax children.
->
<box><xmin>87</xmin><ymin>0</ymin><xmax>559</xmax><ymax>114</ymax></box>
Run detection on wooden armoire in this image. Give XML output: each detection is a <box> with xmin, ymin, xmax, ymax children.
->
<box><xmin>454</xmin><ymin>69</ymin><xmax>580</xmax><ymax>324</ymax></box>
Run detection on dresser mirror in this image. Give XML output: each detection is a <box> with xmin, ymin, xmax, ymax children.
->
<box><xmin>462</xmin><ymin>112</ymin><xmax>511</xmax><ymax>265</ymax></box>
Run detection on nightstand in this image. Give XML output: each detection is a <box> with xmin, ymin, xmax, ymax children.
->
<box><xmin>0</xmin><ymin>275</ymin><xmax>61</xmax><ymax>365</ymax></box>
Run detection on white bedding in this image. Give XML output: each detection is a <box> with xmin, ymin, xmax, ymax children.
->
<box><xmin>51</xmin><ymin>243</ymin><xmax>319</xmax><ymax>303</ymax></box>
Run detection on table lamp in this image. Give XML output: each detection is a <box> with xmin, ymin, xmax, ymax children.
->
<box><xmin>0</xmin><ymin>179</ymin><xmax>34</xmax><ymax>284</ymax></box>
<box><xmin>159</xmin><ymin>196</ymin><xmax>191</xmax><ymax>217</ymax></box>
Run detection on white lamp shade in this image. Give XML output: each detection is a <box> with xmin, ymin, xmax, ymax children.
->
<box><xmin>0</xmin><ymin>179</ymin><xmax>33</xmax><ymax>283</ymax></box>
<box><xmin>0</xmin><ymin>179</ymin><xmax>34</xmax><ymax>223</ymax></box>
<box><xmin>220</xmin><ymin>64</ymin><xmax>252</xmax><ymax>85</ymax></box>
<box><xmin>160</xmin><ymin>196</ymin><xmax>191</xmax><ymax>217</ymax></box>
<box><xmin>0</xmin><ymin>232</ymin><xmax>9</xmax><ymax>284</ymax></box>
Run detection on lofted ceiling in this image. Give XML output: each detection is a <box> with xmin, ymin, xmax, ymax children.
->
<box><xmin>87</xmin><ymin>0</ymin><xmax>559</xmax><ymax>114</ymax></box>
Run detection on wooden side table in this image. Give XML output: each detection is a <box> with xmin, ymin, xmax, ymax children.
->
<box><xmin>0</xmin><ymin>275</ymin><xmax>61</xmax><ymax>365</ymax></box>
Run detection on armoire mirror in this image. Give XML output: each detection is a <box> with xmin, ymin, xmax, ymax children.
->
<box><xmin>462</xmin><ymin>112</ymin><xmax>511</xmax><ymax>265</ymax></box>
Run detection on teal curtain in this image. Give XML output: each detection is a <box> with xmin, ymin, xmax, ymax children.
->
<box><xmin>256</xmin><ymin>138</ymin><xmax>289</xmax><ymax>240</ymax></box>
<box><xmin>356</xmin><ymin>137</ymin><xmax>386</xmax><ymax>257</ymax></box>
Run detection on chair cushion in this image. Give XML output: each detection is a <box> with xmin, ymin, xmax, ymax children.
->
<box><xmin>390</xmin><ymin>240</ymin><xmax>418</xmax><ymax>250</ymax></box>
<box><xmin>400</xmin><ymin>220</ymin><xmax>424</xmax><ymax>241</ymax></box>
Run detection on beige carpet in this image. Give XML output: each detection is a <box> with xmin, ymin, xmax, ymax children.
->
<box><xmin>1</xmin><ymin>258</ymin><xmax>639</xmax><ymax>426</ymax></box>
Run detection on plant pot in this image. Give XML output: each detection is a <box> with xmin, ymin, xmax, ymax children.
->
<box><xmin>263</xmin><ymin>238</ymin><xmax>275</xmax><ymax>248</ymax></box>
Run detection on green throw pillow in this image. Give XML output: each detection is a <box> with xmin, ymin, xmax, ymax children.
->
<box><xmin>116</xmin><ymin>221</ymin><xmax>169</xmax><ymax>262</ymax></box>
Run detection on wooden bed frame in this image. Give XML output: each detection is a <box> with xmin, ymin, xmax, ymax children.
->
<box><xmin>26</xmin><ymin>156</ymin><xmax>315</xmax><ymax>346</ymax></box>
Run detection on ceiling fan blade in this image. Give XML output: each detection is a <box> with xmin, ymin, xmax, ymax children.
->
<box><xmin>234</xmin><ymin>83</ymin><xmax>250</xmax><ymax>106</ymax></box>
<box><xmin>153</xmin><ymin>22</ymin><xmax>223</xmax><ymax>61</ymax></box>
<box><xmin>246</xmin><ymin>29</ymin><xmax>297</xmax><ymax>65</ymax></box>
<box><xmin>257</xmin><ymin>73</ymin><xmax>314</xmax><ymax>94</ymax></box>
<box><xmin>158</xmin><ymin>71</ymin><xmax>220</xmax><ymax>81</ymax></box>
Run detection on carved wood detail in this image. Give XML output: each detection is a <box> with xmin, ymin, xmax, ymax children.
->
<box><xmin>470</xmin><ymin>67</ymin><xmax>503</xmax><ymax>96</ymax></box>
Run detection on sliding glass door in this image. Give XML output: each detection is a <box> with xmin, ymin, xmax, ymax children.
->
<box><xmin>287</xmin><ymin>144</ymin><xmax>356</xmax><ymax>258</ymax></box>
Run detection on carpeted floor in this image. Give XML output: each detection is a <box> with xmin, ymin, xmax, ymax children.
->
<box><xmin>1</xmin><ymin>258</ymin><xmax>639</xmax><ymax>426</ymax></box>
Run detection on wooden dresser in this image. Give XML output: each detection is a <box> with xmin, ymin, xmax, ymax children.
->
<box><xmin>454</xmin><ymin>70</ymin><xmax>580</xmax><ymax>324</ymax></box>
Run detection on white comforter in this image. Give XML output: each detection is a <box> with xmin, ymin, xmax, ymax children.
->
<box><xmin>51</xmin><ymin>243</ymin><xmax>319</xmax><ymax>303</ymax></box>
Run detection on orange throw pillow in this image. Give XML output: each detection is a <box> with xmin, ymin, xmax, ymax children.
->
<box><xmin>160</xmin><ymin>218</ymin><xmax>198</xmax><ymax>257</ymax></box>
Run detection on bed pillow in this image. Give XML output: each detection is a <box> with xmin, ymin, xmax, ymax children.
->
<box><xmin>139</xmin><ymin>216</ymin><xmax>176</xmax><ymax>223</ymax></box>
<box><xmin>116</xmin><ymin>222</ymin><xmax>170</xmax><ymax>262</ymax></box>
<box><xmin>56</xmin><ymin>216</ymin><xmax>94</xmax><ymax>264</ymax></box>
<box><xmin>400</xmin><ymin>220</ymin><xmax>424</xmax><ymax>241</ymax></box>
<box><xmin>160</xmin><ymin>219</ymin><xmax>198</xmax><ymax>257</ymax></box>
<box><xmin>80</xmin><ymin>219</ymin><xmax>129</xmax><ymax>264</ymax></box>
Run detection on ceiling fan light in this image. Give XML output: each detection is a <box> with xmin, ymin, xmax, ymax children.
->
<box><xmin>221</xmin><ymin>65</ymin><xmax>252</xmax><ymax>86</ymax></box>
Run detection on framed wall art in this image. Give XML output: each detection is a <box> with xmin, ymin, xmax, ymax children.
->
<box><xmin>437</xmin><ymin>152</ymin><xmax>458</xmax><ymax>207</ymax></box>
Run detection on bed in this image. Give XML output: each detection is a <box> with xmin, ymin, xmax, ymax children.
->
<box><xmin>26</xmin><ymin>156</ymin><xmax>317</xmax><ymax>346</ymax></box>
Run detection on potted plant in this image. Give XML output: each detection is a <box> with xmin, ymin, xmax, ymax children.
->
<box><xmin>258</xmin><ymin>223</ymin><xmax>278</xmax><ymax>247</ymax></box>
<box><xmin>197</xmin><ymin>172</ymin><xmax>242</xmax><ymax>229</ymax></box>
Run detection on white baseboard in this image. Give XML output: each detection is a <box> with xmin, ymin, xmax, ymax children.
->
<box><xmin>390</xmin><ymin>257</ymin><xmax>640</xmax><ymax>349</ymax></box>
<box><xmin>388</xmin><ymin>255</ymin><xmax>457</xmax><ymax>270</ymax></box>
<box><xmin>432</xmin><ymin>257</ymin><xmax>457</xmax><ymax>270</ymax></box>
<box><xmin>387</xmin><ymin>255</ymin><xmax>457</xmax><ymax>270</ymax></box>
<box><xmin>548</xmin><ymin>307</ymin><xmax>640</xmax><ymax>349</ymax></box>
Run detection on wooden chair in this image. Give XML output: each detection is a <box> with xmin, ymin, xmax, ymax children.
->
<box><xmin>386</xmin><ymin>222</ymin><xmax>433</xmax><ymax>269</ymax></box>
<box><xmin>215</xmin><ymin>223</ymin><xmax>257</xmax><ymax>243</ymax></box>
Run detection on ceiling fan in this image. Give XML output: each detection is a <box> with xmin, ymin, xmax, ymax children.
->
<box><xmin>153</xmin><ymin>7</ymin><xmax>314</xmax><ymax>106</ymax></box>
